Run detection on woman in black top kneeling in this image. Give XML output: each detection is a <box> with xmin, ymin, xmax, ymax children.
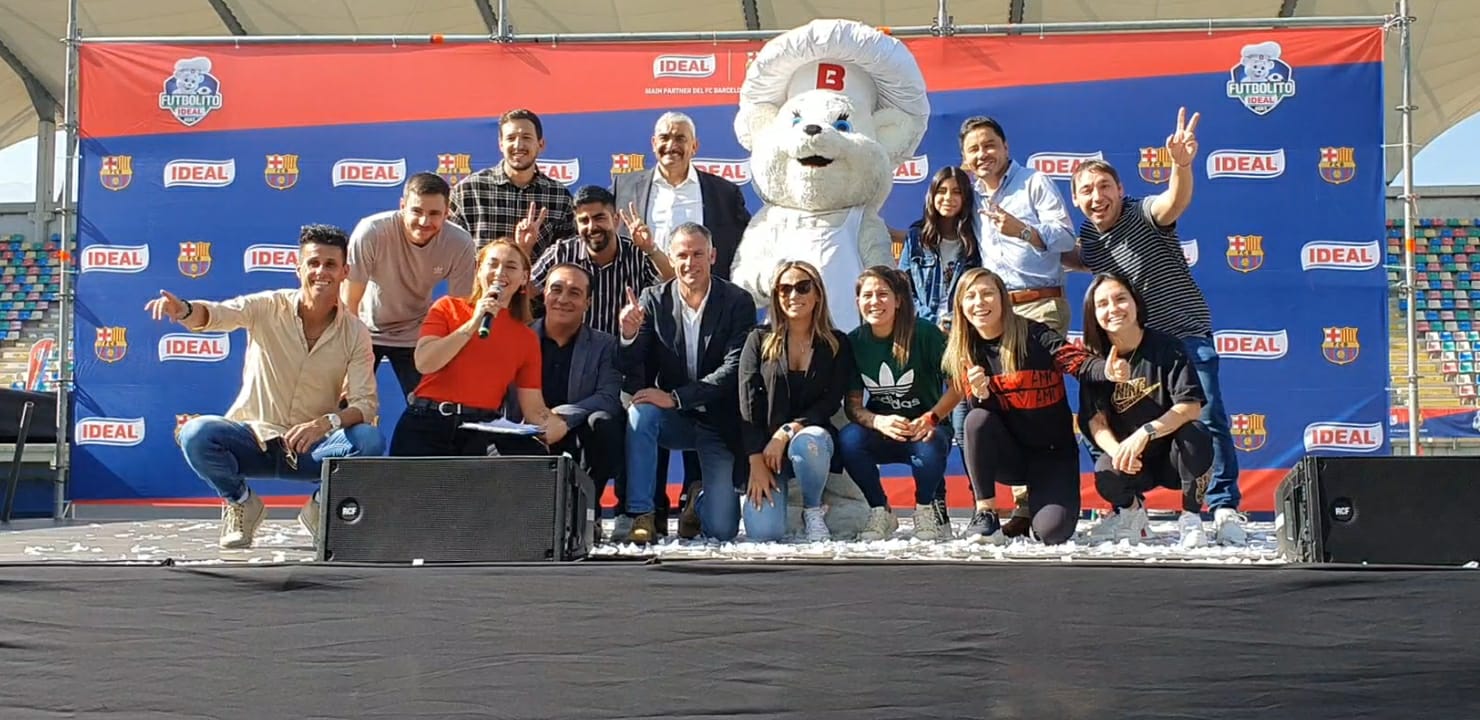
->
<box><xmin>1077</xmin><ymin>273</ymin><xmax>1214</xmax><ymax>547</ymax></box>
<box><xmin>944</xmin><ymin>268</ymin><xmax>1128</xmax><ymax>545</ymax></box>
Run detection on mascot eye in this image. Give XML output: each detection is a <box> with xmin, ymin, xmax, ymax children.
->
<box><xmin>833</xmin><ymin>119</ymin><xmax>853</xmax><ymax>132</ymax></box>
<box><xmin>792</xmin><ymin>113</ymin><xmax>802</xmax><ymax>126</ymax></box>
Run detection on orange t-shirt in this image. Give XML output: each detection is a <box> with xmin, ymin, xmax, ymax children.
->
<box><xmin>412</xmin><ymin>296</ymin><xmax>541</xmax><ymax>410</ymax></box>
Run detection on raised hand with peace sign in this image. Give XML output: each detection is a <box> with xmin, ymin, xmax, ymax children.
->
<box><xmin>1165</xmin><ymin>106</ymin><xmax>1201</xmax><ymax>167</ymax></box>
<box><xmin>618</xmin><ymin>285</ymin><xmax>646</xmax><ymax>341</ymax></box>
<box><xmin>513</xmin><ymin>201</ymin><xmax>548</xmax><ymax>255</ymax></box>
<box><xmin>618</xmin><ymin>201</ymin><xmax>656</xmax><ymax>253</ymax></box>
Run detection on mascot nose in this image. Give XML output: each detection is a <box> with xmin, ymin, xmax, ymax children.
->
<box><xmin>802</xmin><ymin>124</ymin><xmax>822</xmax><ymax>136</ymax></box>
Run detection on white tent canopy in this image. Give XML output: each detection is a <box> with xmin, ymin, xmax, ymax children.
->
<box><xmin>0</xmin><ymin>0</ymin><xmax>1474</xmax><ymax>180</ymax></box>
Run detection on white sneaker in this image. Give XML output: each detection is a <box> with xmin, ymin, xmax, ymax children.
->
<box><xmin>912</xmin><ymin>503</ymin><xmax>950</xmax><ymax>541</ymax></box>
<box><xmin>859</xmin><ymin>506</ymin><xmax>899</xmax><ymax>541</ymax></box>
<box><xmin>1214</xmin><ymin>508</ymin><xmax>1248</xmax><ymax>546</ymax></box>
<box><xmin>802</xmin><ymin>507</ymin><xmax>830</xmax><ymax>542</ymax></box>
<box><xmin>1085</xmin><ymin>502</ymin><xmax>1149</xmax><ymax>544</ymax></box>
<box><xmin>610</xmin><ymin>515</ymin><xmax>633</xmax><ymax>544</ymax></box>
<box><xmin>1177</xmin><ymin>511</ymin><xmax>1208</xmax><ymax>549</ymax></box>
<box><xmin>219</xmin><ymin>492</ymin><xmax>266</xmax><ymax>549</ymax></box>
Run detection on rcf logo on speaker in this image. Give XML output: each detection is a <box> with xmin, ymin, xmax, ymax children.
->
<box><xmin>1303</xmin><ymin>421</ymin><xmax>1383</xmax><ymax>453</ymax></box>
<box><xmin>76</xmin><ymin>417</ymin><xmax>145</xmax><ymax>447</ymax></box>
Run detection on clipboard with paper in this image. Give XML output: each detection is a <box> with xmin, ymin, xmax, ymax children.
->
<box><xmin>459</xmin><ymin>418</ymin><xmax>543</xmax><ymax>436</ymax></box>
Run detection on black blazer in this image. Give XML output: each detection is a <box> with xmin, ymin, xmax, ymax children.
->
<box><xmin>621</xmin><ymin>276</ymin><xmax>756</xmax><ymax>432</ymax></box>
<box><xmin>737</xmin><ymin>326</ymin><xmax>853</xmax><ymax>472</ymax></box>
<box><xmin>612</xmin><ymin>167</ymin><xmax>751</xmax><ymax>280</ymax></box>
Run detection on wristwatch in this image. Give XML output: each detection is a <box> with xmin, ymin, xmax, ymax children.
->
<box><xmin>324</xmin><ymin>413</ymin><xmax>343</xmax><ymax>431</ymax></box>
<box><xmin>1141</xmin><ymin>422</ymin><xmax>1157</xmax><ymax>439</ymax></box>
<box><xmin>1018</xmin><ymin>227</ymin><xmax>1034</xmax><ymax>244</ymax></box>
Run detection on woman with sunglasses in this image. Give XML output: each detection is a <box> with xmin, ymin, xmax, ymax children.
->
<box><xmin>839</xmin><ymin>266</ymin><xmax>961</xmax><ymax>541</ymax></box>
<box><xmin>389</xmin><ymin>238</ymin><xmax>565</xmax><ymax>457</ymax></box>
<box><xmin>737</xmin><ymin>261</ymin><xmax>853</xmax><ymax>542</ymax></box>
<box><xmin>943</xmin><ymin>268</ymin><xmax>1129</xmax><ymax>545</ymax></box>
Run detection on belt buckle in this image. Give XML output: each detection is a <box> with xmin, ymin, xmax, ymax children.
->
<box><xmin>436</xmin><ymin>401</ymin><xmax>459</xmax><ymax>416</ymax></box>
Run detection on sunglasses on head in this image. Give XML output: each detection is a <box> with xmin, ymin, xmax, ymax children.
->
<box><xmin>776</xmin><ymin>279</ymin><xmax>815</xmax><ymax>296</ymax></box>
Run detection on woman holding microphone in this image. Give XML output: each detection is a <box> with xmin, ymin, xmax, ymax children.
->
<box><xmin>389</xmin><ymin>238</ymin><xmax>565</xmax><ymax>456</ymax></box>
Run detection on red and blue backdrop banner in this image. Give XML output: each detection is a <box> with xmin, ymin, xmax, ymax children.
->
<box><xmin>73</xmin><ymin>28</ymin><xmax>1386</xmax><ymax>512</ymax></box>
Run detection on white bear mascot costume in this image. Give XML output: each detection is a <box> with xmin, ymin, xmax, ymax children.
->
<box><xmin>731</xmin><ymin>19</ymin><xmax>930</xmax><ymax>332</ymax></box>
<box><xmin>731</xmin><ymin>20</ymin><xmax>930</xmax><ymax>539</ymax></box>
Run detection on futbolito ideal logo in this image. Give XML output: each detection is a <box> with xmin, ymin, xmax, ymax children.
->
<box><xmin>1227</xmin><ymin>41</ymin><xmax>1296</xmax><ymax>115</ymax></box>
<box><xmin>159</xmin><ymin>57</ymin><xmax>224</xmax><ymax>127</ymax></box>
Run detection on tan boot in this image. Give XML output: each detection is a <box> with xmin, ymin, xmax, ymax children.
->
<box><xmin>628</xmin><ymin>513</ymin><xmax>658</xmax><ymax>545</ymax></box>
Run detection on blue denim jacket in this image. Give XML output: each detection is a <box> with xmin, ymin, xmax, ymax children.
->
<box><xmin>898</xmin><ymin>220</ymin><xmax>979</xmax><ymax>328</ymax></box>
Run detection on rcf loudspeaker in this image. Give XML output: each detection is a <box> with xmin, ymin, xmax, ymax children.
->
<box><xmin>1276</xmin><ymin>455</ymin><xmax>1480</xmax><ymax>566</ymax></box>
<box><xmin>317</xmin><ymin>455</ymin><xmax>594</xmax><ymax>563</ymax></box>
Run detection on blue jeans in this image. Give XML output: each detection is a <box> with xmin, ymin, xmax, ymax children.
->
<box><xmin>178</xmin><ymin>415</ymin><xmax>386</xmax><ymax>504</ymax></box>
<box><xmin>1181</xmin><ymin>335</ymin><xmax>1241</xmax><ymax>511</ymax></box>
<box><xmin>742</xmin><ymin>426</ymin><xmax>833</xmax><ymax>542</ymax></box>
<box><xmin>838</xmin><ymin>422</ymin><xmax>951</xmax><ymax>508</ymax></box>
<box><xmin>625</xmin><ymin>403</ymin><xmax>740</xmax><ymax>541</ymax></box>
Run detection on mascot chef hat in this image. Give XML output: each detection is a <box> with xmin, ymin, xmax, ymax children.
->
<box><xmin>735</xmin><ymin>19</ymin><xmax>930</xmax><ymax>165</ymax></box>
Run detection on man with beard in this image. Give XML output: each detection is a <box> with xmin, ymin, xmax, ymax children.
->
<box><xmin>612</xmin><ymin>112</ymin><xmax>751</xmax><ymax>279</ymax></box>
<box><xmin>530</xmin><ymin>185</ymin><xmax>673</xmax><ymax>338</ymax></box>
<box><xmin>344</xmin><ymin>172</ymin><xmax>477</xmax><ymax>397</ymax></box>
<box><xmin>449</xmin><ymin>108</ymin><xmax>575</xmax><ymax>257</ymax></box>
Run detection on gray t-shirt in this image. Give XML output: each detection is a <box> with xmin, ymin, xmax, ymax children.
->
<box><xmin>348</xmin><ymin>210</ymin><xmax>477</xmax><ymax>347</ymax></box>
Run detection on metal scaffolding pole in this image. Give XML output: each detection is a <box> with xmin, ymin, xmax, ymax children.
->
<box><xmin>54</xmin><ymin>0</ymin><xmax>80</xmax><ymax>518</ymax></box>
<box><xmin>32</xmin><ymin>117</ymin><xmax>54</xmax><ymax>276</ymax></box>
<box><xmin>1398</xmin><ymin>0</ymin><xmax>1420</xmax><ymax>454</ymax></box>
<box><xmin>496</xmin><ymin>0</ymin><xmax>510</xmax><ymax>41</ymax></box>
<box><xmin>78</xmin><ymin>14</ymin><xmax>1388</xmax><ymax>45</ymax></box>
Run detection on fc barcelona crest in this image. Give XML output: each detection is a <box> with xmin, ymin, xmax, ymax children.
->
<box><xmin>610</xmin><ymin>153</ymin><xmax>646</xmax><ymax>175</ymax></box>
<box><xmin>1318</xmin><ymin>146</ymin><xmax>1356</xmax><ymax>185</ymax></box>
<box><xmin>436</xmin><ymin>153</ymin><xmax>473</xmax><ymax>185</ymax></box>
<box><xmin>99</xmin><ymin>155</ymin><xmax>133</xmax><ymax>191</ymax></box>
<box><xmin>1226</xmin><ymin>235</ymin><xmax>1264</xmax><ymax>273</ymax></box>
<box><xmin>174</xmin><ymin>413</ymin><xmax>202</xmax><ymax>445</ymax></box>
<box><xmin>178</xmin><ymin>241</ymin><xmax>212</xmax><ymax>278</ymax></box>
<box><xmin>265</xmin><ymin>154</ymin><xmax>300</xmax><ymax>190</ymax></box>
<box><xmin>95</xmin><ymin>326</ymin><xmax>128</xmax><ymax>363</ymax></box>
<box><xmin>1322</xmin><ymin>326</ymin><xmax>1360</xmax><ymax>365</ymax></box>
<box><xmin>1137</xmin><ymin>146</ymin><xmax>1173</xmax><ymax>184</ymax></box>
<box><xmin>1230</xmin><ymin>413</ymin><xmax>1268</xmax><ymax>452</ymax></box>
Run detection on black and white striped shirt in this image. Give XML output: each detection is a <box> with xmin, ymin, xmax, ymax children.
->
<box><xmin>1077</xmin><ymin>197</ymin><xmax>1212</xmax><ymax>338</ymax></box>
<box><xmin>530</xmin><ymin>236</ymin><xmax>661</xmax><ymax>338</ymax></box>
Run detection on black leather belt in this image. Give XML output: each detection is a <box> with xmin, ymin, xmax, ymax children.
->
<box><xmin>408</xmin><ymin>396</ymin><xmax>502</xmax><ymax>421</ymax></box>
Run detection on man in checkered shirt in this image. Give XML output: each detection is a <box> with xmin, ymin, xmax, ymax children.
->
<box><xmin>448</xmin><ymin>108</ymin><xmax>575</xmax><ymax>257</ymax></box>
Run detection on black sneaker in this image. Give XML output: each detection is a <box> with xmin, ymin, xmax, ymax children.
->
<box><xmin>964</xmin><ymin>509</ymin><xmax>1005</xmax><ymax>545</ymax></box>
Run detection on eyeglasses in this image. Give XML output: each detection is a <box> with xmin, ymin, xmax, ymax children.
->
<box><xmin>776</xmin><ymin>279</ymin><xmax>815</xmax><ymax>296</ymax></box>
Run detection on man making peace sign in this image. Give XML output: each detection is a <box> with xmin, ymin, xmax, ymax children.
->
<box><xmin>1067</xmin><ymin>107</ymin><xmax>1246</xmax><ymax>546</ymax></box>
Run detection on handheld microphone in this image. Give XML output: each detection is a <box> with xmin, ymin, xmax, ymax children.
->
<box><xmin>477</xmin><ymin>281</ymin><xmax>506</xmax><ymax>339</ymax></box>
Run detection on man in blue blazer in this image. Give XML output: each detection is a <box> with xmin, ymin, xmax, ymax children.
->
<box><xmin>503</xmin><ymin>263</ymin><xmax>626</xmax><ymax>518</ymax></box>
<box><xmin>617</xmin><ymin>222</ymin><xmax>756</xmax><ymax>544</ymax></box>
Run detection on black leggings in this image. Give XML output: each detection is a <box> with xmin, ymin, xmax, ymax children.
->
<box><xmin>1094</xmin><ymin>422</ymin><xmax>1214</xmax><ymax>514</ymax></box>
<box><xmin>961</xmin><ymin>408</ymin><xmax>1080</xmax><ymax>545</ymax></box>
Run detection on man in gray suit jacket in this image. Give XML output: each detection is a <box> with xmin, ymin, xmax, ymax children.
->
<box><xmin>502</xmin><ymin>263</ymin><xmax>626</xmax><ymax>509</ymax></box>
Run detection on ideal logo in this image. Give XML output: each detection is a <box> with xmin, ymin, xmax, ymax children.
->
<box><xmin>1213</xmin><ymin>329</ymin><xmax>1288</xmax><ymax>360</ymax></box>
<box><xmin>164</xmin><ymin>159</ymin><xmax>235</xmax><ymax>188</ymax></box>
<box><xmin>332</xmin><ymin>158</ymin><xmax>406</xmax><ymax>187</ymax></box>
<box><xmin>158</xmin><ymin>56</ymin><xmax>224</xmax><ymax>127</ymax></box>
<box><xmin>893</xmin><ymin>155</ymin><xmax>929</xmax><ymax>184</ymax></box>
<box><xmin>76</xmin><ymin>417</ymin><xmax>146</xmax><ymax>447</ymax></box>
<box><xmin>692</xmin><ymin>158</ymin><xmax>751</xmax><ymax>186</ymax></box>
<box><xmin>653</xmin><ymin>54</ymin><xmax>716</xmax><ymax>79</ymax></box>
<box><xmin>158</xmin><ymin>332</ymin><xmax>230</xmax><ymax>362</ymax></box>
<box><xmin>537</xmin><ymin>159</ymin><xmax>580</xmax><ymax>186</ymax></box>
<box><xmin>1301</xmin><ymin>241</ymin><xmax>1380</xmax><ymax>271</ymax></box>
<box><xmin>80</xmin><ymin>244</ymin><xmax>149</xmax><ymax>273</ymax></box>
<box><xmin>244</xmin><ymin>244</ymin><xmax>298</xmax><ymax>272</ymax></box>
<box><xmin>1206</xmin><ymin>149</ymin><xmax>1285</xmax><ymax>179</ymax></box>
<box><xmin>1303</xmin><ymin>421</ymin><xmax>1382</xmax><ymax>453</ymax></box>
<box><xmin>1026</xmin><ymin>151</ymin><xmax>1104</xmax><ymax>180</ymax></box>
<box><xmin>1181</xmin><ymin>238</ymin><xmax>1199</xmax><ymax>267</ymax></box>
<box><xmin>1226</xmin><ymin>41</ymin><xmax>1296</xmax><ymax>115</ymax></box>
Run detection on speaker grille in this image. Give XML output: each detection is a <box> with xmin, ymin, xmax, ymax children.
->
<box><xmin>321</xmin><ymin>456</ymin><xmax>566</xmax><ymax>563</ymax></box>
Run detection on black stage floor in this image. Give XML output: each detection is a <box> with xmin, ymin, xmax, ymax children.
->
<box><xmin>1</xmin><ymin>559</ymin><xmax>1476</xmax><ymax>719</ymax></box>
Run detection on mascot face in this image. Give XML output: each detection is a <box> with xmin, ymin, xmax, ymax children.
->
<box><xmin>750</xmin><ymin>91</ymin><xmax>891</xmax><ymax>212</ymax></box>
